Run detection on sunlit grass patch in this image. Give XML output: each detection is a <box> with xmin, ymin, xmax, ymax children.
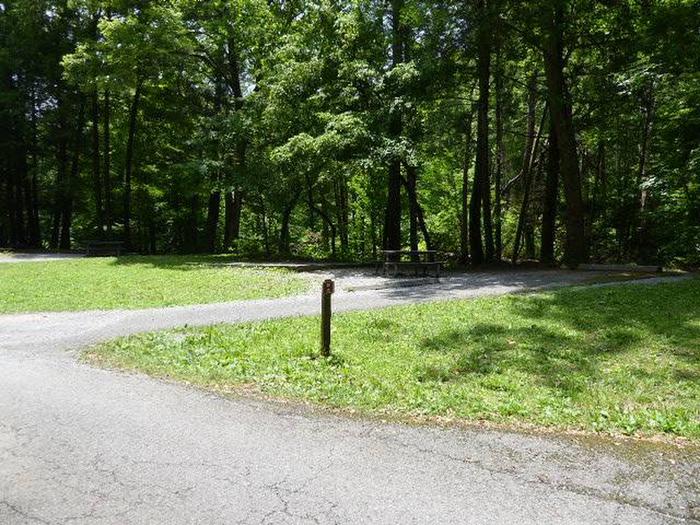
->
<box><xmin>88</xmin><ymin>278</ymin><xmax>700</xmax><ymax>439</ymax></box>
<box><xmin>0</xmin><ymin>255</ymin><xmax>311</xmax><ymax>313</ymax></box>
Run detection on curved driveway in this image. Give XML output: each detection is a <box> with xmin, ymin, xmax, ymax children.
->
<box><xmin>1</xmin><ymin>271</ymin><xmax>697</xmax><ymax>524</ymax></box>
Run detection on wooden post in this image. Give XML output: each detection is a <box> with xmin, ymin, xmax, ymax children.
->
<box><xmin>321</xmin><ymin>279</ymin><xmax>334</xmax><ymax>357</ymax></box>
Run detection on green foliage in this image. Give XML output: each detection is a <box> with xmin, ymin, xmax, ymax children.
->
<box><xmin>1</xmin><ymin>0</ymin><xmax>698</xmax><ymax>264</ymax></box>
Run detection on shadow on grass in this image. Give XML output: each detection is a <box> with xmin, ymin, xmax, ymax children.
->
<box><xmin>415</xmin><ymin>281</ymin><xmax>699</xmax><ymax>397</ymax></box>
<box><xmin>106</xmin><ymin>254</ymin><xmax>249</xmax><ymax>271</ymax></box>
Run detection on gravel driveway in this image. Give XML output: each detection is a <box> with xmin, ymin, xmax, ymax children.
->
<box><xmin>1</xmin><ymin>271</ymin><xmax>697</xmax><ymax>524</ymax></box>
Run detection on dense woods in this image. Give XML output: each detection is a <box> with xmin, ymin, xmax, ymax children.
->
<box><xmin>1</xmin><ymin>0</ymin><xmax>698</xmax><ymax>266</ymax></box>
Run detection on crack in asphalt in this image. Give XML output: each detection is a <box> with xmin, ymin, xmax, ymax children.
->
<box><xmin>376</xmin><ymin>433</ymin><xmax>695</xmax><ymax>522</ymax></box>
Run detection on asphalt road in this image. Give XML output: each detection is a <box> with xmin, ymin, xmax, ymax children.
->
<box><xmin>1</xmin><ymin>271</ymin><xmax>697</xmax><ymax>524</ymax></box>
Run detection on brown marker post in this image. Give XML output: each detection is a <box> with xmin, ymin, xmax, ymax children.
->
<box><xmin>321</xmin><ymin>279</ymin><xmax>334</xmax><ymax>357</ymax></box>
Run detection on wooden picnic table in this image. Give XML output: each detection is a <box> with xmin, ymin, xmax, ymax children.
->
<box><xmin>381</xmin><ymin>250</ymin><xmax>442</xmax><ymax>278</ymax></box>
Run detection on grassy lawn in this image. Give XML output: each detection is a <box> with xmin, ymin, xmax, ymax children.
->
<box><xmin>0</xmin><ymin>255</ymin><xmax>311</xmax><ymax>313</ymax></box>
<box><xmin>87</xmin><ymin>278</ymin><xmax>700</xmax><ymax>440</ymax></box>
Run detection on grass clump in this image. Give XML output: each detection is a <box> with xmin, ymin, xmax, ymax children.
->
<box><xmin>89</xmin><ymin>278</ymin><xmax>700</xmax><ymax>439</ymax></box>
<box><xmin>0</xmin><ymin>255</ymin><xmax>311</xmax><ymax>313</ymax></box>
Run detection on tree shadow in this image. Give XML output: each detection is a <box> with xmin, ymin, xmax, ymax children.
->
<box><xmin>106</xmin><ymin>254</ymin><xmax>252</xmax><ymax>271</ymax></box>
<box><xmin>509</xmin><ymin>283</ymin><xmax>700</xmax><ymax>367</ymax></box>
<box><xmin>415</xmin><ymin>280</ymin><xmax>699</xmax><ymax>397</ymax></box>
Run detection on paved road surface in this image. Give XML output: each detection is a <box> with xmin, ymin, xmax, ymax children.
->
<box><xmin>0</xmin><ymin>253</ymin><xmax>83</xmax><ymax>263</ymax></box>
<box><xmin>1</xmin><ymin>272</ymin><xmax>697</xmax><ymax>524</ymax></box>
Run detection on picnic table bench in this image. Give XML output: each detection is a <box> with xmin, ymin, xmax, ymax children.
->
<box><xmin>84</xmin><ymin>240</ymin><xmax>124</xmax><ymax>257</ymax></box>
<box><xmin>381</xmin><ymin>250</ymin><xmax>443</xmax><ymax>278</ymax></box>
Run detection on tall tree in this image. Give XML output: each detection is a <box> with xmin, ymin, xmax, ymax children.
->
<box><xmin>469</xmin><ymin>0</ymin><xmax>493</xmax><ymax>264</ymax></box>
<box><xmin>540</xmin><ymin>0</ymin><xmax>586</xmax><ymax>265</ymax></box>
<box><xmin>384</xmin><ymin>0</ymin><xmax>404</xmax><ymax>252</ymax></box>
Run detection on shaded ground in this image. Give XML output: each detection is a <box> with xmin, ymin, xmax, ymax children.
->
<box><xmin>0</xmin><ymin>270</ymin><xmax>697</xmax><ymax>524</ymax></box>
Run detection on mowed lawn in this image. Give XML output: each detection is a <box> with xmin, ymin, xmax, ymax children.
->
<box><xmin>89</xmin><ymin>278</ymin><xmax>700</xmax><ymax>439</ymax></box>
<box><xmin>0</xmin><ymin>256</ymin><xmax>311</xmax><ymax>313</ymax></box>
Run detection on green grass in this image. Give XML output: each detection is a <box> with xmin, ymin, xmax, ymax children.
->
<box><xmin>0</xmin><ymin>255</ymin><xmax>311</xmax><ymax>313</ymax></box>
<box><xmin>88</xmin><ymin>278</ymin><xmax>700</xmax><ymax>439</ymax></box>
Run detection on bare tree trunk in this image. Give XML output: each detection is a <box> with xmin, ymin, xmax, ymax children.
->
<box><xmin>225</xmin><ymin>30</ymin><xmax>247</xmax><ymax>251</ymax></box>
<box><xmin>541</xmin><ymin>1</ymin><xmax>586</xmax><ymax>266</ymax></box>
<box><xmin>11</xmin><ymin>162</ymin><xmax>27</xmax><ymax>247</ymax></box>
<box><xmin>635</xmin><ymin>80</ymin><xmax>655</xmax><ymax>262</ymax></box>
<box><xmin>18</xmin><ymin>150</ymin><xmax>32</xmax><ymax>247</ymax></box>
<box><xmin>103</xmin><ymin>89</ymin><xmax>113</xmax><ymax>237</ymax></box>
<box><xmin>494</xmin><ymin>39</ymin><xmax>505</xmax><ymax>262</ymax></box>
<box><xmin>403</xmin><ymin>164</ymin><xmax>433</xmax><ymax>251</ymax></box>
<box><xmin>335</xmin><ymin>175</ymin><xmax>349</xmax><ymax>255</ymax></box>
<box><xmin>278</xmin><ymin>190</ymin><xmax>301</xmax><ymax>255</ymax></box>
<box><xmin>224</xmin><ymin>190</ymin><xmax>243</xmax><ymax>251</ymax></box>
<box><xmin>540</xmin><ymin>122</ymin><xmax>559</xmax><ymax>264</ymax></box>
<box><xmin>206</xmin><ymin>190</ymin><xmax>221</xmax><ymax>253</ymax></box>
<box><xmin>51</xmin><ymin>109</ymin><xmax>68</xmax><ymax>250</ymax></box>
<box><xmin>460</xmin><ymin>110</ymin><xmax>474</xmax><ymax>264</ymax></box>
<box><xmin>13</xmin><ymin>165</ymin><xmax>27</xmax><ymax>246</ymax></box>
<box><xmin>183</xmin><ymin>195</ymin><xmax>199</xmax><ymax>253</ymax></box>
<box><xmin>314</xmin><ymin>198</ymin><xmax>337</xmax><ymax>258</ymax></box>
<box><xmin>407</xmin><ymin>165</ymin><xmax>419</xmax><ymax>254</ymax></box>
<box><xmin>512</xmin><ymin>79</ymin><xmax>542</xmax><ymax>263</ymax></box>
<box><xmin>60</xmin><ymin>98</ymin><xmax>85</xmax><ymax>250</ymax></box>
<box><xmin>26</xmin><ymin>87</ymin><xmax>41</xmax><ymax>247</ymax></box>
<box><xmin>470</xmin><ymin>0</ymin><xmax>493</xmax><ymax>265</ymax></box>
<box><xmin>123</xmin><ymin>79</ymin><xmax>143</xmax><ymax>251</ymax></box>
<box><xmin>91</xmin><ymin>90</ymin><xmax>103</xmax><ymax>237</ymax></box>
<box><xmin>384</xmin><ymin>0</ymin><xmax>404</xmax><ymax>252</ymax></box>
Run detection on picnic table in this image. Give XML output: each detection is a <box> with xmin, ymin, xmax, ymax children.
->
<box><xmin>84</xmin><ymin>240</ymin><xmax>125</xmax><ymax>257</ymax></box>
<box><xmin>381</xmin><ymin>250</ymin><xmax>443</xmax><ymax>278</ymax></box>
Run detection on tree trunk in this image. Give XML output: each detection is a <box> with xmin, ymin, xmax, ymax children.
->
<box><xmin>384</xmin><ymin>0</ymin><xmax>404</xmax><ymax>252</ymax></box>
<box><xmin>540</xmin><ymin>122</ymin><xmax>559</xmax><ymax>265</ymax></box>
<box><xmin>21</xmin><ymin>149</ymin><xmax>39</xmax><ymax>248</ymax></box>
<box><xmin>206</xmin><ymin>190</ymin><xmax>221</xmax><ymax>253</ymax></box>
<box><xmin>541</xmin><ymin>1</ymin><xmax>586</xmax><ymax>266</ymax></box>
<box><xmin>60</xmin><ymin>98</ymin><xmax>85</xmax><ymax>250</ymax></box>
<box><xmin>13</xmin><ymin>164</ymin><xmax>27</xmax><ymax>247</ymax></box>
<box><xmin>470</xmin><ymin>0</ymin><xmax>493</xmax><ymax>265</ymax></box>
<box><xmin>335</xmin><ymin>175</ymin><xmax>350</xmax><ymax>255</ymax></box>
<box><xmin>494</xmin><ymin>39</ymin><xmax>505</xmax><ymax>262</ymax></box>
<box><xmin>635</xmin><ymin>80</ymin><xmax>655</xmax><ymax>262</ymax></box>
<box><xmin>407</xmin><ymin>166</ymin><xmax>419</xmax><ymax>254</ymax></box>
<box><xmin>12</xmin><ymin>164</ymin><xmax>27</xmax><ymax>247</ymax></box>
<box><xmin>51</xmin><ymin>109</ymin><xmax>68</xmax><ymax>250</ymax></box>
<box><xmin>26</xmin><ymin>88</ymin><xmax>41</xmax><ymax>247</ymax></box>
<box><xmin>480</xmin><ymin>0</ymin><xmax>494</xmax><ymax>261</ymax></box>
<box><xmin>224</xmin><ymin>190</ymin><xmax>243</xmax><ymax>251</ymax></box>
<box><xmin>185</xmin><ymin>194</ymin><xmax>199</xmax><ymax>253</ymax></box>
<box><xmin>225</xmin><ymin>26</ymin><xmax>247</xmax><ymax>252</ymax></box>
<box><xmin>403</xmin><ymin>164</ymin><xmax>432</xmax><ymax>251</ymax></box>
<box><xmin>103</xmin><ymin>89</ymin><xmax>113</xmax><ymax>237</ymax></box>
<box><xmin>512</xmin><ymin>79</ymin><xmax>542</xmax><ymax>263</ymax></box>
<box><xmin>460</xmin><ymin>110</ymin><xmax>474</xmax><ymax>264</ymax></box>
<box><xmin>91</xmin><ymin>90</ymin><xmax>103</xmax><ymax>237</ymax></box>
<box><xmin>278</xmin><ymin>191</ymin><xmax>301</xmax><ymax>255</ymax></box>
<box><xmin>123</xmin><ymin>79</ymin><xmax>143</xmax><ymax>251</ymax></box>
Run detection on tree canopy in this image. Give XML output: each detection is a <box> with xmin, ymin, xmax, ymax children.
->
<box><xmin>1</xmin><ymin>0</ymin><xmax>698</xmax><ymax>266</ymax></box>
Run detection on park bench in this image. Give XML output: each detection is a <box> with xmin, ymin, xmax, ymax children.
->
<box><xmin>84</xmin><ymin>240</ymin><xmax>124</xmax><ymax>257</ymax></box>
<box><xmin>381</xmin><ymin>250</ymin><xmax>443</xmax><ymax>278</ymax></box>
